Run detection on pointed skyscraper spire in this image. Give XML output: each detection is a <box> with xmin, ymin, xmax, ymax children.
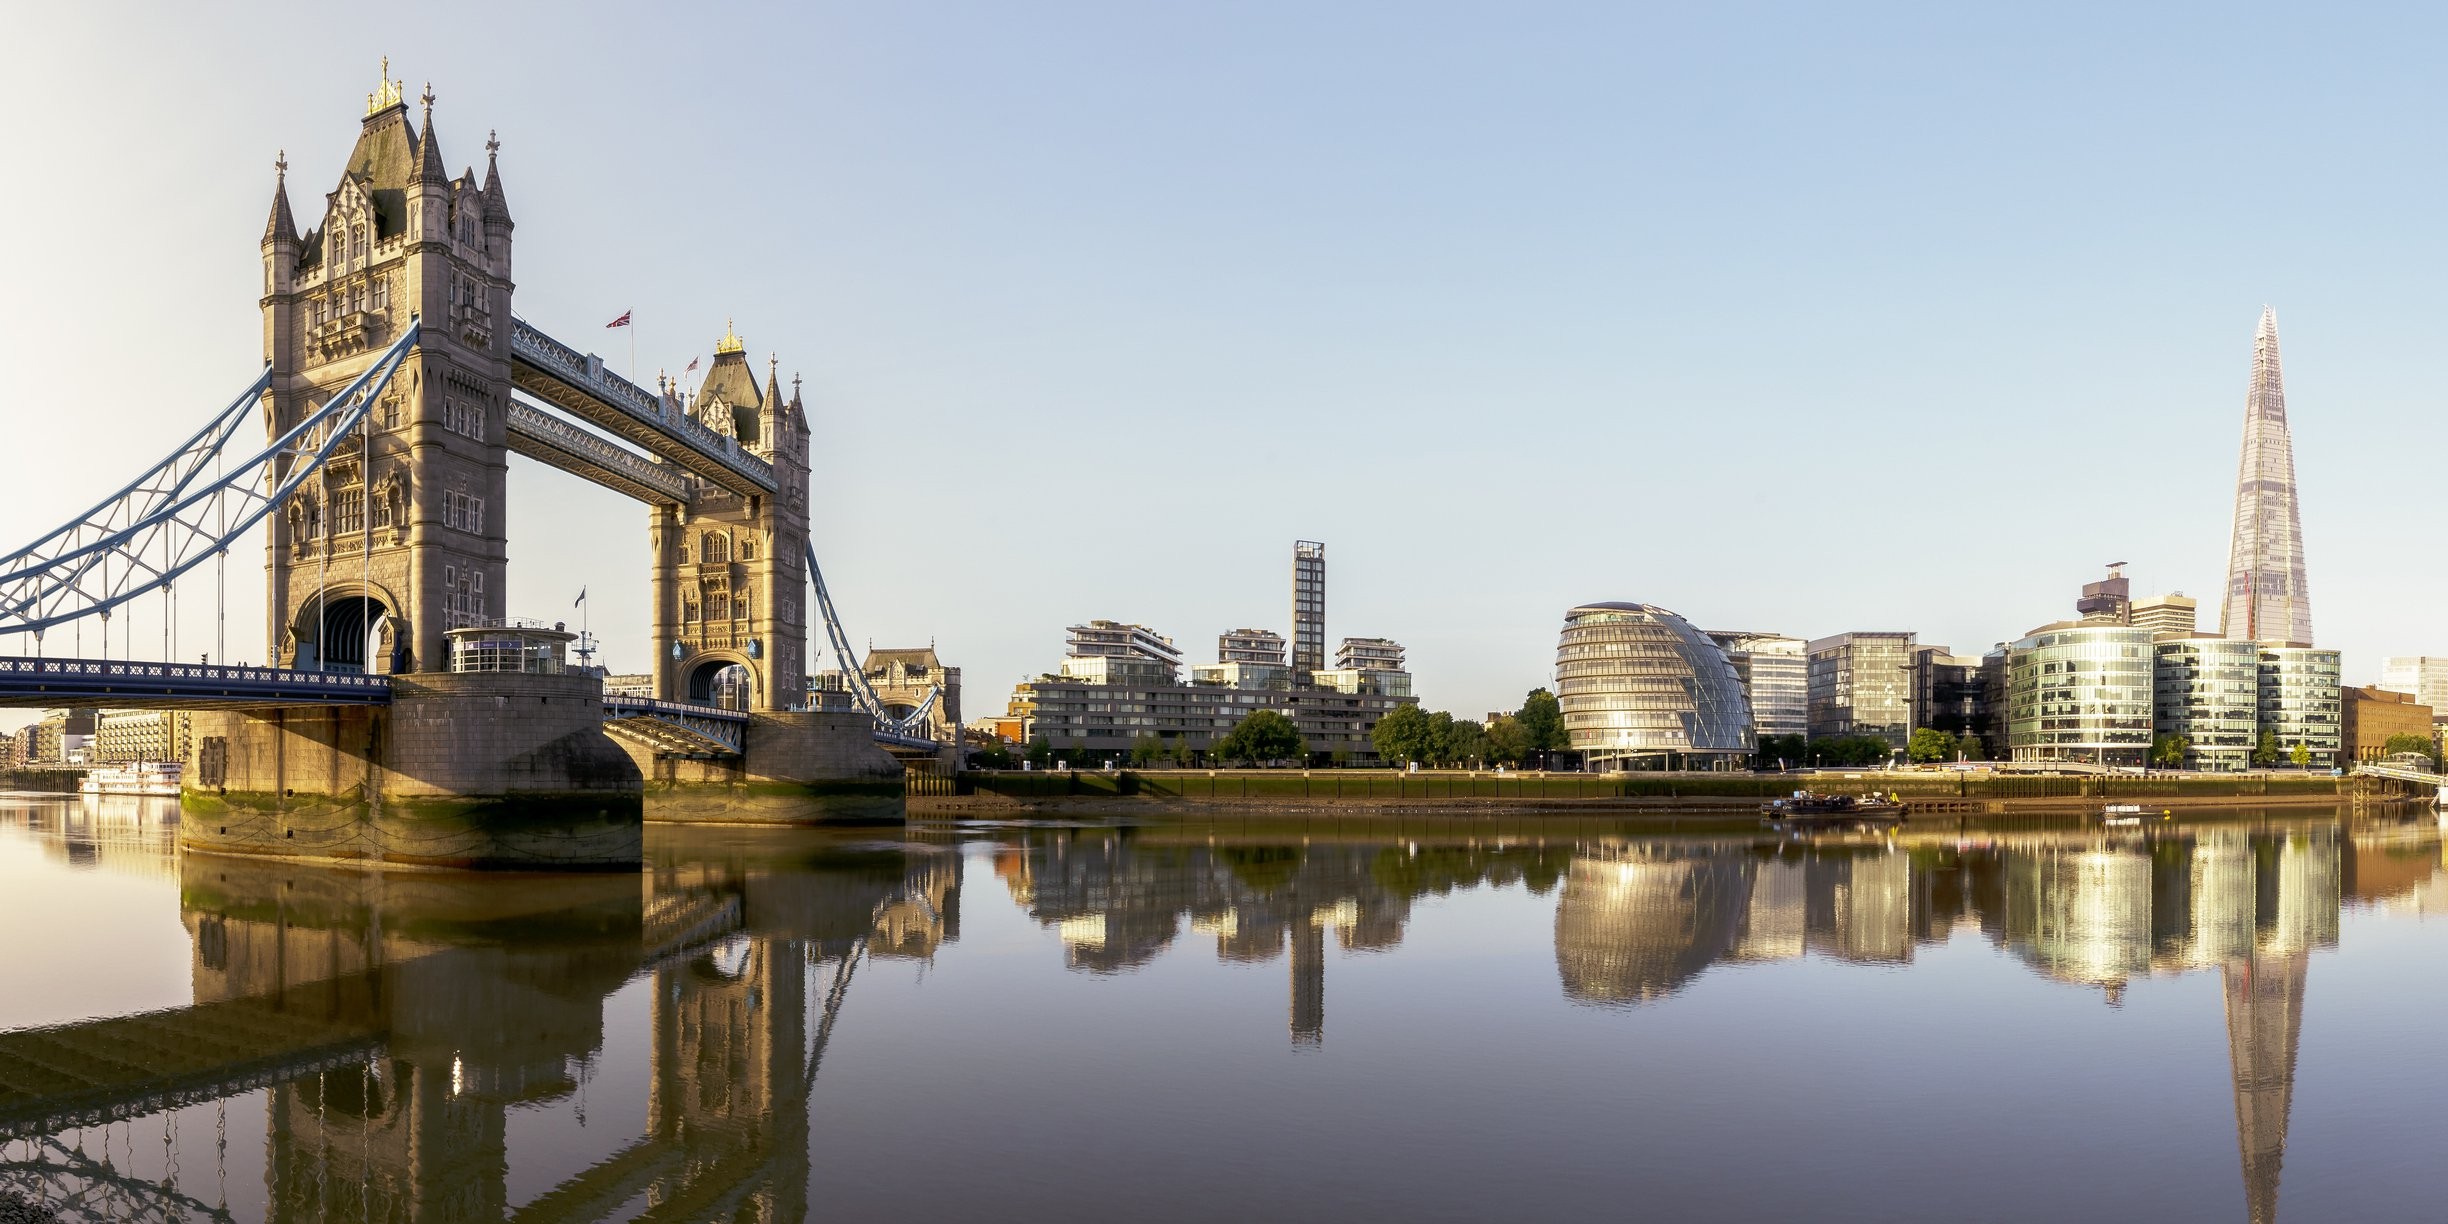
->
<box><xmin>263</xmin><ymin>151</ymin><xmax>297</xmax><ymax>245</ymax></box>
<box><xmin>2219</xmin><ymin>307</ymin><xmax>2314</xmax><ymax>645</ymax></box>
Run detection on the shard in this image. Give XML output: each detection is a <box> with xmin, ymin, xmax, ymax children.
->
<box><xmin>2219</xmin><ymin>308</ymin><xmax>2314</xmax><ymax>645</ymax></box>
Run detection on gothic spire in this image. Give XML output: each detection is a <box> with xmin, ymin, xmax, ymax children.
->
<box><xmin>2218</xmin><ymin>307</ymin><xmax>2314</xmax><ymax>645</ymax></box>
<box><xmin>263</xmin><ymin>151</ymin><xmax>297</xmax><ymax>245</ymax></box>
<box><xmin>481</xmin><ymin>129</ymin><xmax>512</xmax><ymax>228</ymax></box>
<box><xmin>413</xmin><ymin>86</ymin><xmax>448</xmax><ymax>188</ymax></box>
<box><xmin>765</xmin><ymin>353</ymin><xmax>784</xmax><ymax>408</ymax></box>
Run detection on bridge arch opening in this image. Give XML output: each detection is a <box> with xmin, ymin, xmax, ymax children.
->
<box><xmin>309</xmin><ymin>595</ymin><xmax>393</xmax><ymax>674</ymax></box>
<box><xmin>686</xmin><ymin>660</ymin><xmax>755</xmax><ymax>711</ymax></box>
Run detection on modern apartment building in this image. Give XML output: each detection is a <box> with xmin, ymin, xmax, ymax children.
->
<box><xmin>1291</xmin><ymin>541</ymin><xmax>1327</xmax><ymax>677</ymax></box>
<box><xmin>1806</xmin><ymin>632</ymin><xmax>1916</xmax><ymax>746</ymax></box>
<box><xmin>91</xmin><ymin>711</ymin><xmax>194</xmax><ymax>765</ymax></box>
<box><xmin>1706</xmin><ymin>631</ymin><xmax>1807</xmax><ymax>740</ymax></box>
<box><xmin>1219</xmin><ymin>630</ymin><xmax>1287</xmax><ymax>665</ymax></box>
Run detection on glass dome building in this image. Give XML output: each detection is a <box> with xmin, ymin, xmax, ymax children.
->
<box><xmin>1554</xmin><ymin>602</ymin><xmax>1754</xmax><ymax>771</ymax></box>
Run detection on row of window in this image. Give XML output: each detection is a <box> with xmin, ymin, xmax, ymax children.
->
<box><xmin>443</xmin><ymin>396</ymin><xmax>488</xmax><ymax>440</ymax></box>
<box><xmin>443</xmin><ymin>491</ymin><xmax>486</xmax><ymax>534</ymax></box>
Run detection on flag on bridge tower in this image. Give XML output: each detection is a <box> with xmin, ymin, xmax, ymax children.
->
<box><xmin>574</xmin><ymin>587</ymin><xmax>587</xmax><ymax>608</ymax></box>
<box><xmin>605</xmin><ymin>310</ymin><xmax>632</xmax><ymax>328</ymax></box>
<box><xmin>685</xmin><ymin>357</ymin><xmax>699</xmax><ymax>373</ymax></box>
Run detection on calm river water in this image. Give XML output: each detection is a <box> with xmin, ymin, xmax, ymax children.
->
<box><xmin>0</xmin><ymin>795</ymin><xmax>2442</xmax><ymax>1222</ymax></box>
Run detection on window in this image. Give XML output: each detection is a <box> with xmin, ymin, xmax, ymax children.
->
<box><xmin>333</xmin><ymin>488</ymin><xmax>364</xmax><ymax>536</ymax></box>
<box><xmin>739</xmin><ymin>536</ymin><xmax>756</xmax><ymax>561</ymax></box>
<box><xmin>373</xmin><ymin>278</ymin><xmax>389</xmax><ymax>312</ymax></box>
<box><xmin>381</xmin><ymin>394</ymin><xmax>400</xmax><ymax>430</ymax></box>
<box><xmin>703</xmin><ymin>532</ymin><xmax>731</xmax><ymax>564</ymax></box>
<box><xmin>445</xmin><ymin>491</ymin><xmax>486</xmax><ymax>534</ymax></box>
<box><xmin>351</xmin><ymin>223</ymin><xmax>367</xmax><ymax>263</ymax></box>
<box><xmin>443</xmin><ymin>397</ymin><xmax>486</xmax><ymax>439</ymax></box>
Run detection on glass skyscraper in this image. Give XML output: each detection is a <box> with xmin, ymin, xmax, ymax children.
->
<box><xmin>2220</xmin><ymin>308</ymin><xmax>2314</xmax><ymax>646</ymax></box>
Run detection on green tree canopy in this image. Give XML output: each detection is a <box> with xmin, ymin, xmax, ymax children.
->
<box><xmin>1754</xmin><ymin>734</ymin><xmax>1808</xmax><ymax>769</ymax></box>
<box><xmin>1517</xmin><ymin>688</ymin><xmax>1568</xmax><ymax>752</ymax></box>
<box><xmin>1216</xmin><ymin>708</ymin><xmax>1306</xmax><ymax>765</ymax></box>
<box><xmin>1486</xmin><ymin>716</ymin><xmax>1532</xmax><ymax>765</ymax></box>
<box><xmin>1025</xmin><ymin>737</ymin><xmax>1054</xmax><ymax>768</ymax></box>
<box><xmin>1906</xmin><ymin>728</ymin><xmax>1958</xmax><ymax>764</ymax></box>
<box><xmin>1129</xmin><ymin>733</ymin><xmax>1165</xmax><ymax>767</ymax></box>
<box><xmin>2379</xmin><ymin>732</ymin><xmax>2437</xmax><ymax>764</ymax></box>
<box><xmin>1808</xmin><ymin>735</ymin><xmax>1894</xmax><ymax>767</ymax></box>
<box><xmin>2289</xmin><ymin>741</ymin><xmax>2312</xmax><ymax>769</ymax></box>
<box><xmin>2151</xmin><ymin>734</ymin><xmax>2189</xmax><ymax>769</ymax></box>
<box><xmin>2252</xmin><ymin>729</ymin><xmax>2281</xmax><ymax>767</ymax></box>
<box><xmin>1373</xmin><ymin>703</ymin><xmax>1432</xmax><ymax>765</ymax></box>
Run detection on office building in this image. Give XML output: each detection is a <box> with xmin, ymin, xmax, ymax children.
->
<box><xmin>2340</xmin><ymin>685</ymin><xmax>2432</xmax><ymax>764</ymax></box>
<box><xmin>1706</xmin><ymin>632</ymin><xmax>1807</xmax><ymax>740</ymax></box>
<box><xmin>2219</xmin><ymin>308</ymin><xmax>2315</xmax><ymax>646</ymax></box>
<box><xmin>1555</xmin><ymin>602</ymin><xmax>1753</xmax><ymax>771</ymax></box>
<box><xmin>1806</xmin><ymin>632</ymin><xmax>1915</xmax><ymax>746</ymax></box>
<box><xmin>2258</xmin><ymin>646</ymin><xmax>2342</xmax><ymax>764</ymax></box>
<box><xmin>1291</xmin><ymin>541</ymin><xmax>1326</xmax><ymax>677</ymax></box>
<box><xmin>2154</xmin><ymin>636</ymin><xmax>2261</xmax><ymax>771</ymax></box>
<box><xmin>2076</xmin><ymin>564</ymin><xmax>2132</xmax><ymax>622</ymax></box>
<box><xmin>2375</xmin><ymin>657</ymin><xmax>2448</xmax><ymax>714</ymax></box>
<box><xmin>1909</xmin><ymin>646</ymin><xmax>1994</xmax><ymax>747</ymax></box>
<box><xmin>2130</xmin><ymin>593</ymin><xmax>2199</xmax><ymax>639</ymax></box>
<box><xmin>2006</xmin><ymin>622</ymin><xmax>2155</xmax><ymax>766</ymax></box>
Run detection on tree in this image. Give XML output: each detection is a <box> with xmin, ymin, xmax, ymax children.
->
<box><xmin>1754</xmin><ymin>733</ymin><xmax>1808</xmax><ymax>770</ymax></box>
<box><xmin>1216</xmin><ymin>709</ymin><xmax>1305</xmax><ymax>765</ymax></box>
<box><xmin>2150</xmin><ymin>734</ymin><xmax>2188</xmax><ymax>769</ymax></box>
<box><xmin>1517</xmin><ymin>688</ymin><xmax>1568</xmax><ymax>752</ymax></box>
<box><xmin>1907</xmin><ymin>728</ymin><xmax>1957</xmax><ymax>764</ymax></box>
<box><xmin>1025</xmin><ymin>737</ymin><xmax>1054</xmax><ymax>768</ymax></box>
<box><xmin>2289</xmin><ymin>741</ymin><xmax>2312</xmax><ymax>770</ymax></box>
<box><xmin>971</xmin><ymin>744</ymin><xmax>1016</xmax><ymax>770</ymax></box>
<box><xmin>1442</xmin><ymin>719</ymin><xmax>1491</xmax><ymax>768</ymax></box>
<box><xmin>1809</xmin><ymin>735</ymin><xmax>1892</xmax><ymax>767</ymax></box>
<box><xmin>1486</xmin><ymin>715</ymin><xmax>1531</xmax><ymax>765</ymax></box>
<box><xmin>1958</xmin><ymin>732</ymin><xmax>1986</xmax><ymax>762</ymax></box>
<box><xmin>2252</xmin><ymin>729</ymin><xmax>2281</xmax><ymax>768</ymax></box>
<box><xmin>1373</xmin><ymin>703</ymin><xmax>1432</xmax><ymax>765</ymax></box>
<box><xmin>1129</xmin><ymin>733</ymin><xmax>1165</xmax><ymax>767</ymax></box>
<box><xmin>2379</xmin><ymin>732</ymin><xmax>2437</xmax><ymax>767</ymax></box>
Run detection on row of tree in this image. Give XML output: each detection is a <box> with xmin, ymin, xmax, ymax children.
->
<box><xmin>1371</xmin><ymin>689</ymin><xmax>1572</xmax><ymax>768</ymax></box>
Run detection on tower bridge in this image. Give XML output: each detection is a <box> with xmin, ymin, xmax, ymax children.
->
<box><xmin>0</xmin><ymin>69</ymin><xmax>946</xmax><ymax>863</ymax></box>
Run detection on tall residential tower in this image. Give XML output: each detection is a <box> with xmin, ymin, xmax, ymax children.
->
<box><xmin>2219</xmin><ymin>308</ymin><xmax>2314</xmax><ymax>646</ymax></box>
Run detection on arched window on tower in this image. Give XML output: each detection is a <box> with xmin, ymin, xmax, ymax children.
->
<box><xmin>739</xmin><ymin>536</ymin><xmax>756</xmax><ymax>561</ymax></box>
<box><xmin>704</xmin><ymin>532</ymin><xmax>731</xmax><ymax>564</ymax></box>
<box><xmin>351</xmin><ymin>223</ymin><xmax>367</xmax><ymax>263</ymax></box>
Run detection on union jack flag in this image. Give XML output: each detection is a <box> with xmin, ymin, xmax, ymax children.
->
<box><xmin>605</xmin><ymin>310</ymin><xmax>632</xmax><ymax>328</ymax></box>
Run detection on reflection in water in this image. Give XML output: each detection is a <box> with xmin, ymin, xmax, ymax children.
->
<box><xmin>0</xmin><ymin>809</ymin><xmax>2437</xmax><ymax>1222</ymax></box>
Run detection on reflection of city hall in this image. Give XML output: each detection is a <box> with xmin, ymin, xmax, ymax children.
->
<box><xmin>0</xmin><ymin>822</ymin><xmax>957</xmax><ymax>1223</ymax></box>
<box><xmin>993</xmin><ymin>824</ymin><xmax>2434</xmax><ymax>1224</ymax></box>
<box><xmin>1554</xmin><ymin>825</ymin><xmax>2398</xmax><ymax>1224</ymax></box>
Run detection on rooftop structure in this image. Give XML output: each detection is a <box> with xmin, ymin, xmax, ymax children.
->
<box><xmin>1065</xmin><ymin>620</ymin><xmax>1182</xmax><ymax>667</ymax></box>
<box><xmin>1219</xmin><ymin>629</ymin><xmax>1286</xmax><ymax>666</ymax></box>
<box><xmin>1334</xmin><ymin>637</ymin><xmax>1405</xmax><ymax>671</ymax></box>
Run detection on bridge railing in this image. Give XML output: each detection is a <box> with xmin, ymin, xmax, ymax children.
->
<box><xmin>0</xmin><ymin>656</ymin><xmax>393</xmax><ymax>707</ymax></box>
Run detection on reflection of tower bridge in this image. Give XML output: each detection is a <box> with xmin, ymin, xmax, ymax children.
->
<box><xmin>0</xmin><ymin>837</ymin><xmax>960</xmax><ymax>1221</ymax></box>
<box><xmin>0</xmin><ymin>67</ymin><xmax>941</xmax><ymax>863</ymax></box>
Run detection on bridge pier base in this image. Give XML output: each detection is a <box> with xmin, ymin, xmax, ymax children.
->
<box><xmin>621</xmin><ymin>708</ymin><xmax>905</xmax><ymax>826</ymax></box>
<box><xmin>181</xmin><ymin>673</ymin><xmax>645</xmax><ymax>870</ymax></box>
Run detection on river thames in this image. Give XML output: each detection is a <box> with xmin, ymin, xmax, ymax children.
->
<box><xmin>0</xmin><ymin>796</ymin><xmax>2441</xmax><ymax>1222</ymax></box>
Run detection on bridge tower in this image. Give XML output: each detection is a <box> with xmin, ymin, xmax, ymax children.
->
<box><xmin>260</xmin><ymin>66</ymin><xmax>513</xmax><ymax>675</ymax></box>
<box><xmin>648</xmin><ymin>330</ymin><xmax>811</xmax><ymax>711</ymax></box>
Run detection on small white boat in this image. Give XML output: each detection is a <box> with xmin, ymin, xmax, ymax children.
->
<box><xmin>2102</xmin><ymin>804</ymin><xmax>2145</xmax><ymax>816</ymax></box>
<box><xmin>80</xmin><ymin>762</ymin><xmax>183</xmax><ymax>797</ymax></box>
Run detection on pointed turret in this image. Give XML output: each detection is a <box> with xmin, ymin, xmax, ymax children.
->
<box><xmin>412</xmin><ymin>85</ymin><xmax>448</xmax><ymax>188</ymax></box>
<box><xmin>481</xmin><ymin>130</ymin><xmax>513</xmax><ymax>230</ymax></box>
<box><xmin>263</xmin><ymin>151</ymin><xmax>298</xmax><ymax>246</ymax></box>
<box><xmin>2219</xmin><ymin>307</ymin><xmax>2315</xmax><ymax>645</ymax></box>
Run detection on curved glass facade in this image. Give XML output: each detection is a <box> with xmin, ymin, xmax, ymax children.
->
<box><xmin>1555</xmin><ymin>602</ymin><xmax>1753</xmax><ymax>770</ymax></box>
<box><xmin>2006</xmin><ymin>624</ymin><xmax>2154</xmax><ymax>766</ymax></box>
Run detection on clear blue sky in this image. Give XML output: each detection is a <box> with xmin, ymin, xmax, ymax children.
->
<box><xmin>3</xmin><ymin>2</ymin><xmax>2444</xmax><ymax>728</ymax></box>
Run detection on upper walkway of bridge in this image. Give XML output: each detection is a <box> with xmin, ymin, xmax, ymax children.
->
<box><xmin>508</xmin><ymin>318</ymin><xmax>775</xmax><ymax>498</ymax></box>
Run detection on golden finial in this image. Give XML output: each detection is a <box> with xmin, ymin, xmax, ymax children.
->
<box><xmin>715</xmin><ymin>318</ymin><xmax>744</xmax><ymax>355</ymax></box>
<box><xmin>368</xmin><ymin>57</ymin><xmax>403</xmax><ymax>115</ymax></box>
<box><xmin>275</xmin><ymin>150</ymin><xmax>287</xmax><ymax>182</ymax></box>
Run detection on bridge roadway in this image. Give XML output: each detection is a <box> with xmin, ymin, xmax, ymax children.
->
<box><xmin>2351</xmin><ymin>761</ymin><xmax>2448</xmax><ymax>791</ymax></box>
<box><xmin>0</xmin><ymin>656</ymin><xmax>390</xmax><ymax>710</ymax></box>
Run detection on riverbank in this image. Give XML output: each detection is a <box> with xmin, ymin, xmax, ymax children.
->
<box><xmin>909</xmin><ymin>767</ymin><xmax>2378</xmax><ymax>820</ymax></box>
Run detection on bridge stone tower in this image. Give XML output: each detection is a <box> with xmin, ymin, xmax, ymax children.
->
<box><xmin>647</xmin><ymin>331</ymin><xmax>811</xmax><ymax>711</ymax></box>
<box><xmin>259</xmin><ymin>67</ymin><xmax>513</xmax><ymax>675</ymax></box>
